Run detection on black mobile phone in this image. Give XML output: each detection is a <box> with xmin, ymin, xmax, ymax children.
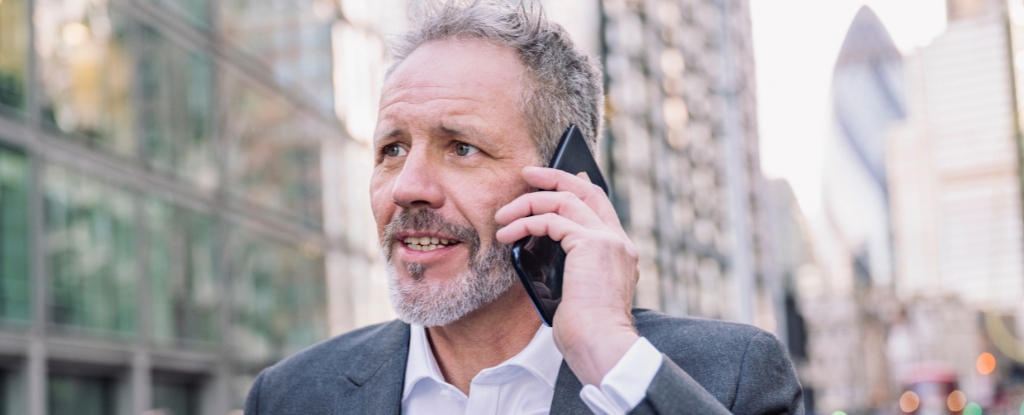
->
<box><xmin>510</xmin><ymin>125</ymin><xmax>609</xmax><ymax>327</ymax></box>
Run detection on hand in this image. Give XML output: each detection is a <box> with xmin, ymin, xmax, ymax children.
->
<box><xmin>495</xmin><ymin>166</ymin><xmax>641</xmax><ymax>386</ymax></box>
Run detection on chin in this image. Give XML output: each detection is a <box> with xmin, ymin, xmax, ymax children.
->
<box><xmin>384</xmin><ymin>259</ymin><xmax>517</xmax><ymax>327</ymax></box>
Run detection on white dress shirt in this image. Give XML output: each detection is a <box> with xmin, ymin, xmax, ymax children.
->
<box><xmin>401</xmin><ymin>324</ymin><xmax>664</xmax><ymax>415</ymax></box>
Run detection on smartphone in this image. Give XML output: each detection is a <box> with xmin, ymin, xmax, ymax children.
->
<box><xmin>510</xmin><ymin>124</ymin><xmax>609</xmax><ymax>327</ymax></box>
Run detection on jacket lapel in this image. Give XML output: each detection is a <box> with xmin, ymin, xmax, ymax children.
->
<box><xmin>336</xmin><ymin>321</ymin><xmax>410</xmax><ymax>415</ymax></box>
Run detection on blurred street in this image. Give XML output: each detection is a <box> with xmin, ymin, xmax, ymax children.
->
<box><xmin>0</xmin><ymin>0</ymin><xmax>1022</xmax><ymax>414</ymax></box>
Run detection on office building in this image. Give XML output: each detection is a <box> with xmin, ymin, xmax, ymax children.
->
<box><xmin>600</xmin><ymin>0</ymin><xmax>773</xmax><ymax>328</ymax></box>
<box><xmin>886</xmin><ymin>0</ymin><xmax>1024</xmax><ymax>404</ymax></box>
<box><xmin>799</xmin><ymin>7</ymin><xmax>906</xmax><ymax>412</ymax></box>
<box><xmin>0</xmin><ymin>0</ymin><xmax>372</xmax><ymax>412</ymax></box>
<box><xmin>889</xmin><ymin>0</ymin><xmax>1024</xmax><ymax>312</ymax></box>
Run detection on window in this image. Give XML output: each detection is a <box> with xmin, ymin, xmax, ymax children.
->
<box><xmin>228</xmin><ymin>228</ymin><xmax>326</xmax><ymax>369</ymax></box>
<box><xmin>0</xmin><ymin>148</ymin><xmax>29</xmax><ymax>324</ymax></box>
<box><xmin>138</xmin><ymin>26</ymin><xmax>216</xmax><ymax>190</ymax></box>
<box><xmin>151</xmin><ymin>0</ymin><xmax>209</xmax><ymax>28</ymax></box>
<box><xmin>147</xmin><ymin>198</ymin><xmax>218</xmax><ymax>346</ymax></box>
<box><xmin>35</xmin><ymin>0</ymin><xmax>136</xmax><ymax>156</ymax></box>
<box><xmin>221</xmin><ymin>78</ymin><xmax>322</xmax><ymax>226</ymax></box>
<box><xmin>152</xmin><ymin>376</ymin><xmax>199</xmax><ymax>415</ymax></box>
<box><xmin>217</xmin><ymin>0</ymin><xmax>335</xmax><ymax>114</ymax></box>
<box><xmin>0</xmin><ymin>0</ymin><xmax>28</xmax><ymax>114</ymax></box>
<box><xmin>48</xmin><ymin>374</ymin><xmax>115</xmax><ymax>415</ymax></box>
<box><xmin>45</xmin><ymin>165</ymin><xmax>136</xmax><ymax>336</ymax></box>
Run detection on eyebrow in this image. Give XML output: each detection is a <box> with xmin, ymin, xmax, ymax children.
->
<box><xmin>374</xmin><ymin>122</ymin><xmax>496</xmax><ymax>148</ymax></box>
<box><xmin>433</xmin><ymin>123</ymin><xmax>495</xmax><ymax>148</ymax></box>
<box><xmin>375</xmin><ymin>128</ymin><xmax>405</xmax><ymax>145</ymax></box>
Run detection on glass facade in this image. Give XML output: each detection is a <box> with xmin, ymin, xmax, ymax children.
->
<box><xmin>0</xmin><ymin>147</ymin><xmax>29</xmax><ymax>324</ymax></box>
<box><xmin>45</xmin><ymin>165</ymin><xmax>137</xmax><ymax>336</ymax></box>
<box><xmin>0</xmin><ymin>0</ymin><xmax>352</xmax><ymax>410</ymax></box>
<box><xmin>0</xmin><ymin>0</ymin><xmax>28</xmax><ymax>115</ymax></box>
<box><xmin>222</xmin><ymin>79</ymin><xmax>323</xmax><ymax>225</ymax></box>
<box><xmin>138</xmin><ymin>27</ymin><xmax>216</xmax><ymax>189</ymax></box>
<box><xmin>35</xmin><ymin>0</ymin><xmax>136</xmax><ymax>156</ymax></box>
<box><xmin>47</xmin><ymin>375</ymin><xmax>115</xmax><ymax>415</ymax></box>
<box><xmin>152</xmin><ymin>380</ymin><xmax>198</xmax><ymax>415</ymax></box>
<box><xmin>229</xmin><ymin>228</ymin><xmax>327</xmax><ymax>370</ymax></box>
<box><xmin>218</xmin><ymin>0</ymin><xmax>335</xmax><ymax>114</ymax></box>
<box><xmin>147</xmin><ymin>198</ymin><xmax>218</xmax><ymax>346</ymax></box>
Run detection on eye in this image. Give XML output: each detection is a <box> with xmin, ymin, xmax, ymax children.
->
<box><xmin>383</xmin><ymin>144</ymin><xmax>407</xmax><ymax>158</ymax></box>
<box><xmin>454</xmin><ymin>142</ymin><xmax>480</xmax><ymax>157</ymax></box>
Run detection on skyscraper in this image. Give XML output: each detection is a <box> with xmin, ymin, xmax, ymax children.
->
<box><xmin>886</xmin><ymin>0</ymin><xmax>1024</xmax><ymax>402</ymax></box>
<box><xmin>890</xmin><ymin>0</ymin><xmax>1024</xmax><ymax>312</ymax></box>
<box><xmin>804</xmin><ymin>6</ymin><xmax>906</xmax><ymax>411</ymax></box>
<box><xmin>601</xmin><ymin>0</ymin><xmax>772</xmax><ymax>328</ymax></box>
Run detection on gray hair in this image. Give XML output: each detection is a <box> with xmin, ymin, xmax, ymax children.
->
<box><xmin>386</xmin><ymin>0</ymin><xmax>604</xmax><ymax>162</ymax></box>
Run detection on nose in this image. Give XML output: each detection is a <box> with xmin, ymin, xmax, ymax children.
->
<box><xmin>391</xmin><ymin>147</ymin><xmax>444</xmax><ymax>209</ymax></box>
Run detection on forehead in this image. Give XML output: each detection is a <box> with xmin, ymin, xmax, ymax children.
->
<box><xmin>379</xmin><ymin>39</ymin><xmax>525</xmax><ymax>117</ymax></box>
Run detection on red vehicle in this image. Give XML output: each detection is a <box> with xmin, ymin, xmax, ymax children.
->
<box><xmin>901</xmin><ymin>367</ymin><xmax>961</xmax><ymax>415</ymax></box>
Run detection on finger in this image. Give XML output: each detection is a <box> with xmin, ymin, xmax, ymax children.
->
<box><xmin>495</xmin><ymin>213</ymin><xmax>595</xmax><ymax>246</ymax></box>
<box><xmin>522</xmin><ymin>166</ymin><xmax>623</xmax><ymax>234</ymax></box>
<box><xmin>495</xmin><ymin>191</ymin><xmax>606</xmax><ymax>229</ymax></box>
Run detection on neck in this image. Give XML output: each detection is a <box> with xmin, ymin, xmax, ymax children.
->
<box><xmin>425</xmin><ymin>283</ymin><xmax>542</xmax><ymax>395</ymax></box>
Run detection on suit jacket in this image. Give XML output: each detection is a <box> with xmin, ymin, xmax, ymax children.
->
<box><xmin>245</xmin><ymin>309</ymin><xmax>804</xmax><ymax>414</ymax></box>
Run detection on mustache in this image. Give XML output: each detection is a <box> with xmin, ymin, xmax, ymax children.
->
<box><xmin>382</xmin><ymin>209</ymin><xmax>481</xmax><ymax>261</ymax></box>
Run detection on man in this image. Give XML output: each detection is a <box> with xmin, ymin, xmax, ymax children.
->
<box><xmin>245</xmin><ymin>1</ymin><xmax>804</xmax><ymax>414</ymax></box>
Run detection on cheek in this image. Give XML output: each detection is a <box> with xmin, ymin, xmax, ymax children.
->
<box><xmin>370</xmin><ymin>171</ymin><xmax>394</xmax><ymax>233</ymax></box>
<box><xmin>451</xmin><ymin>170</ymin><xmax>531</xmax><ymax>235</ymax></box>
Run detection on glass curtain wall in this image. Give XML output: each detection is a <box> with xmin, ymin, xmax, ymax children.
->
<box><xmin>0</xmin><ymin>148</ymin><xmax>30</xmax><ymax>324</ymax></box>
<box><xmin>147</xmin><ymin>198</ymin><xmax>218</xmax><ymax>346</ymax></box>
<box><xmin>35</xmin><ymin>0</ymin><xmax>136</xmax><ymax>156</ymax></box>
<box><xmin>138</xmin><ymin>27</ymin><xmax>216</xmax><ymax>190</ymax></box>
<box><xmin>228</xmin><ymin>227</ymin><xmax>327</xmax><ymax>401</ymax></box>
<box><xmin>152</xmin><ymin>379</ymin><xmax>198</xmax><ymax>415</ymax></box>
<box><xmin>221</xmin><ymin>78</ymin><xmax>323</xmax><ymax>226</ymax></box>
<box><xmin>44</xmin><ymin>165</ymin><xmax>137</xmax><ymax>337</ymax></box>
<box><xmin>0</xmin><ymin>0</ymin><xmax>28</xmax><ymax>115</ymax></box>
<box><xmin>48</xmin><ymin>374</ymin><xmax>116</xmax><ymax>415</ymax></box>
<box><xmin>0</xmin><ymin>0</ymin><xmax>343</xmax><ymax>409</ymax></box>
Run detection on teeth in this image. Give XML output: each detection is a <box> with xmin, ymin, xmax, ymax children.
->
<box><xmin>403</xmin><ymin>236</ymin><xmax>457</xmax><ymax>252</ymax></box>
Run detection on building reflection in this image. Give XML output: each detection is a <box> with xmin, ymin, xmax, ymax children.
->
<box><xmin>0</xmin><ymin>0</ymin><xmax>353</xmax><ymax>412</ymax></box>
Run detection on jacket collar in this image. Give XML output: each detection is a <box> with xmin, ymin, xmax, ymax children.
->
<box><xmin>344</xmin><ymin>319</ymin><xmax>592</xmax><ymax>414</ymax></box>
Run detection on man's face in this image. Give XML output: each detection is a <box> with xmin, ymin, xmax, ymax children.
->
<box><xmin>371</xmin><ymin>39</ymin><xmax>541</xmax><ymax>325</ymax></box>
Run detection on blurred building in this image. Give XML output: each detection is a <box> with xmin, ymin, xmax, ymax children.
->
<box><xmin>803</xmin><ymin>6</ymin><xmax>906</xmax><ymax>413</ymax></box>
<box><xmin>763</xmin><ymin>178</ymin><xmax>815</xmax><ymax>410</ymax></box>
<box><xmin>887</xmin><ymin>0</ymin><xmax>1024</xmax><ymax>406</ymax></box>
<box><xmin>601</xmin><ymin>0</ymin><xmax>773</xmax><ymax>328</ymax></box>
<box><xmin>890</xmin><ymin>0</ymin><xmax>1023</xmax><ymax>313</ymax></box>
<box><xmin>0</xmin><ymin>0</ymin><xmax>381</xmax><ymax>413</ymax></box>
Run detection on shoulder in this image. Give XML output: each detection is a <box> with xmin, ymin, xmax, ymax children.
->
<box><xmin>631</xmin><ymin>308</ymin><xmax>793</xmax><ymax>405</ymax></box>
<box><xmin>632</xmin><ymin>308</ymin><xmax>778</xmax><ymax>352</ymax></box>
<box><xmin>253</xmin><ymin>319</ymin><xmax>410</xmax><ymax>397</ymax></box>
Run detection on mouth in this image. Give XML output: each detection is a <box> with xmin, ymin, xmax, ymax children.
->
<box><xmin>401</xmin><ymin>235</ymin><xmax>462</xmax><ymax>252</ymax></box>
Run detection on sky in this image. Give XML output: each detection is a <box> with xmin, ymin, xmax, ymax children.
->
<box><xmin>750</xmin><ymin>0</ymin><xmax>948</xmax><ymax>214</ymax></box>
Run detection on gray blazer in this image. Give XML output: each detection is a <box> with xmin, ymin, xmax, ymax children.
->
<box><xmin>245</xmin><ymin>309</ymin><xmax>804</xmax><ymax>414</ymax></box>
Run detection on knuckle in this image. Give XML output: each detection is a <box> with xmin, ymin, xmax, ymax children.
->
<box><xmin>622</xmin><ymin>241</ymin><xmax>639</xmax><ymax>261</ymax></box>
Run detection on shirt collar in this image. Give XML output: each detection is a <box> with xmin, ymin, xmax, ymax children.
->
<box><xmin>402</xmin><ymin>323</ymin><xmax>564</xmax><ymax>402</ymax></box>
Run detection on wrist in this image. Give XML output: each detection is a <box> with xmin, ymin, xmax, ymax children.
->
<box><xmin>554</xmin><ymin>314</ymin><xmax>639</xmax><ymax>386</ymax></box>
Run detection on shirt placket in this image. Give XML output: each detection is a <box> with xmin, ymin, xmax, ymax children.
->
<box><xmin>464</xmin><ymin>381</ymin><xmax>501</xmax><ymax>415</ymax></box>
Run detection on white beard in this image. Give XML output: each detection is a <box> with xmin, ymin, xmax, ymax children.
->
<box><xmin>384</xmin><ymin>239</ymin><xmax>517</xmax><ymax>327</ymax></box>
